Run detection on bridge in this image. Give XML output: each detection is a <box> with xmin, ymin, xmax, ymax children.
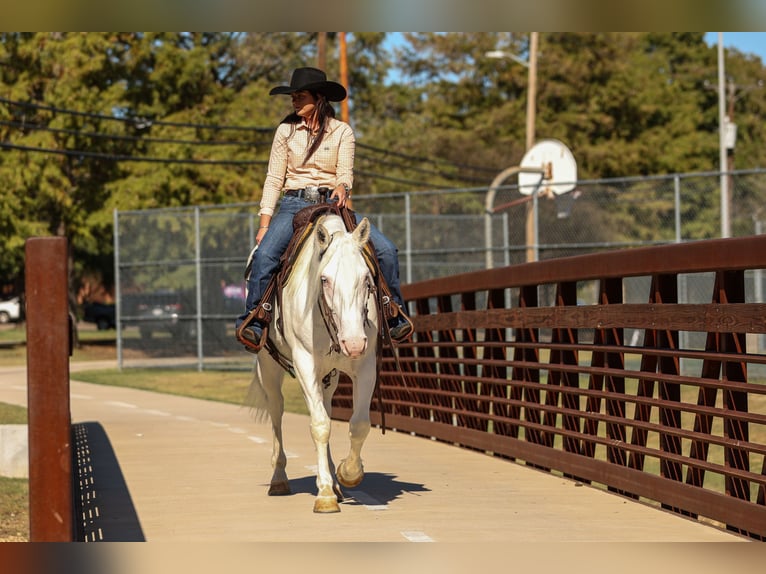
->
<box><xmin>16</xmin><ymin>235</ymin><xmax>766</xmax><ymax>544</ymax></box>
<box><xmin>0</xmin><ymin>363</ymin><xmax>743</xmax><ymax>543</ymax></box>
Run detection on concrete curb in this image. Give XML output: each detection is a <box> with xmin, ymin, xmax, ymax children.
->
<box><xmin>0</xmin><ymin>424</ymin><xmax>28</xmax><ymax>478</ymax></box>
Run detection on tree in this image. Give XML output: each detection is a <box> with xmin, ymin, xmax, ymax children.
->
<box><xmin>1</xmin><ymin>32</ymin><xmax>766</xmax><ymax>297</ymax></box>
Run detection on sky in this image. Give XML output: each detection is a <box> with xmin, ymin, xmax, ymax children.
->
<box><xmin>704</xmin><ymin>32</ymin><xmax>766</xmax><ymax>62</ymax></box>
<box><xmin>385</xmin><ymin>32</ymin><xmax>766</xmax><ymax>63</ymax></box>
<box><xmin>382</xmin><ymin>32</ymin><xmax>766</xmax><ymax>85</ymax></box>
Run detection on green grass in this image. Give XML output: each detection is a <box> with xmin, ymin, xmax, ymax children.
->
<box><xmin>0</xmin><ymin>402</ymin><xmax>27</xmax><ymax>424</ymax></box>
<box><xmin>0</xmin><ymin>476</ymin><xmax>28</xmax><ymax>542</ymax></box>
<box><xmin>71</xmin><ymin>368</ymin><xmax>309</xmax><ymax>415</ymax></box>
<box><xmin>0</xmin><ymin>324</ymin><xmax>125</xmax><ymax>367</ymax></box>
<box><xmin>0</xmin><ymin>402</ymin><xmax>28</xmax><ymax>541</ymax></box>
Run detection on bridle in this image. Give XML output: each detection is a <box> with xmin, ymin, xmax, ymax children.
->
<box><xmin>316</xmin><ymin>251</ymin><xmax>376</xmax><ymax>357</ymax></box>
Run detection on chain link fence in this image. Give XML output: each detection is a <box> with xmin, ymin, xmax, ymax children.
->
<box><xmin>115</xmin><ymin>168</ymin><xmax>766</xmax><ymax>369</ymax></box>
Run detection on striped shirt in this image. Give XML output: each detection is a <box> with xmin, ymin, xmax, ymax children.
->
<box><xmin>259</xmin><ymin>117</ymin><xmax>355</xmax><ymax>216</ymax></box>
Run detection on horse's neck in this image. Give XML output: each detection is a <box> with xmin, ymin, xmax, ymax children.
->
<box><xmin>281</xmin><ymin>223</ymin><xmax>331</xmax><ymax>315</ymax></box>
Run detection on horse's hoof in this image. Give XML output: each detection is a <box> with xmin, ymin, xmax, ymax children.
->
<box><xmin>268</xmin><ymin>481</ymin><xmax>291</xmax><ymax>496</ymax></box>
<box><xmin>313</xmin><ymin>496</ymin><xmax>341</xmax><ymax>513</ymax></box>
<box><xmin>336</xmin><ymin>462</ymin><xmax>364</xmax><ymax>488</ymax></box>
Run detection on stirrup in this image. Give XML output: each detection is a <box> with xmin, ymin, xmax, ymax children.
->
<box><xmin>237</xmin><ymin>324</ymin><xmax>267</xmax><ymax>353</ymax></box>
<box><xmin>236</xmin><ymin>306</ymin><xmax>270</xmax><ymax>353</ymax></box>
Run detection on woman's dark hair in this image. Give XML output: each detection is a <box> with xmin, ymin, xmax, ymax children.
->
<box><xmin>280</xmin><ymin>91</ymin><xmax>337</xmax><ymax>165</ymax></box>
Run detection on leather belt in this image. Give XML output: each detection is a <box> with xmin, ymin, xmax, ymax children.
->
<box><xmin>285</xmin><ymin>186</ymin><xmax>331</xmax><ymax>204</ymax></box>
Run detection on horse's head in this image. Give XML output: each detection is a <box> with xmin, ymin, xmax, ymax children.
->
<box><xmin>315</xmin><ymin>216</ymin><xmax>376</xmax><ymax>358</ymax></box>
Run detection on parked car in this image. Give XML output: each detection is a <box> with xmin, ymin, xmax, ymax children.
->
<box><xmin>82</xmin><ymin>301</ymin><xmax>116</xmax><ymax>330</ymax></box>
<box><xmin>122</xmin><ymin>290</ymin><xmax>197</xmax><ymax>340</ymax></box>
<box><xmin>0</xmin><ymin>296</ymin><xmax>22</xmax><ymax>324</ymax></box>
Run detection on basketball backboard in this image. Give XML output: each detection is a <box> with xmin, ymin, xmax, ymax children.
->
<box><xmin>518</xmin><ymin>139</ymin><xmax>577</xmax><ymax>196</ymax></box>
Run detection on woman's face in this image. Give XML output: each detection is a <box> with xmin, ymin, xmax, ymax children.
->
<box><xmin>291</xmin><ymin>90</ymin><xmax>317</xmax><ymax>118</ymax></box>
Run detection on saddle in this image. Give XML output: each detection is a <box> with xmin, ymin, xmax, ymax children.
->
<box><xmin>235</xmin><ymin>204</ymin><xmax>411</xmax><ymax>361</ymax></box>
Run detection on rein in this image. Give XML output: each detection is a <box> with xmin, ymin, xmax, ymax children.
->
<box><xmin>317</xmin><ymin>286</ymin><xmax>342</xmax><ymax>355</ymax></box>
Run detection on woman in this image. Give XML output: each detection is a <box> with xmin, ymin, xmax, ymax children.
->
<box><xmin>236</xmin><ymin>67</ymin><xmax>412</xmax><ymax>349</ymax></box>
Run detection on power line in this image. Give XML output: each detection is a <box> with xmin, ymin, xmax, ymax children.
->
<box><xmin>0</xmin><ymin>96</ymin><xmax>274</xmax><ymax>133</ymax></box>
<box><xmin>0</xmin><ymin>141</ymin><xmax>266</xmax><ymax>166</ymax></box>
<box><xmin>355</xmin><ymin>168</ymin><xmax>460</xmax><ymax>189</ymax></box>
<box><xmin>357</xmin><ymin>141</ymin><xmax>498</xmax><ymax>175</ymax></box>
<box><xmin>356</xmin><ymin>152</ymin><xmax>488</xmax><ymax>184</ymax></box>
<box><xmin>0</xmin><ymin>96</ymin><xmax>499</xmax><ymax>185</ymax></box>
<box><xmin>0</xmin><ymin>119</ymin><xmax>273</xmax><ymax>148</ymax></box>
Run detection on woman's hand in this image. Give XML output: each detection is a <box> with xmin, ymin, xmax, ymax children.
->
<box><xmin>331</xmin><ymin>184</ymin><xmax>350</xmax><ymax>208</ymax></box>
<box><xmin>256</xmin><ymin>216</ymin><xmax>271</xmax><ymax>244</ymax></box>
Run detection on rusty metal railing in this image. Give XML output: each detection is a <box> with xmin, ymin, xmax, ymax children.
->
<box><xmin>333</xmin><ymin>235</ymin><xmax>766</xmax><ymax>539</ymax></box>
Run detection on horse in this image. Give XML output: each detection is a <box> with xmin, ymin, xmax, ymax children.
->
<box><xmin>246</xmin><ymin>213</ymin><xmax>380</xmax><ymax>513</ymax></box>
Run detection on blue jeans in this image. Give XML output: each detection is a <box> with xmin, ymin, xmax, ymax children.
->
<box><xmin>236</xmin><ymin>195</ymin><xmax>405</xmax><ymax>329</ymax></box>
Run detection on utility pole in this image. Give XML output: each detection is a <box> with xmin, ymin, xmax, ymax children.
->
<box><xmin>317</xmin><ymin>32</ymin><xmax>327</xmax><ymax>71</ymax></box>
<box><xmin>717</xmin><ymin>33</ymin><xmax>729</xmax><ymax>238</ymax></box>
<box><xmin>720</xmin><ymin>71</ymin><xmax>763</xmax><ymax>238</ymax></box>
<box><xmin>339</xmin><ymin>32</ymin><xmax>349</xmax><ymax>123</ymax></box>
<box><xmin>524</xmin><ymin>32</ymin><xmax>539</xmax><ymax>262</ymax></box>
<box><xmin>485</xmin><ymin>32</ymin><xmax>540</xmax><ymax>264</ymax></box>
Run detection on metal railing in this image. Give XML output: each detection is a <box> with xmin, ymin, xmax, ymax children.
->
<box><xmin>332</xmin><ymin>235</ymin><xmax>766</xmax><ymax>539</ymax></box>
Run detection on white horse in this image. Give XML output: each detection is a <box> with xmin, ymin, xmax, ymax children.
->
<box><xmin>246</xmin><ymin>214</ymin><xmax>379</xmax><ymax>513</ymax></box>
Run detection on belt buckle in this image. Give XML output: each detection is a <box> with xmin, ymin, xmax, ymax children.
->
<box><xmin>304</xmin><ymin>186</ymin><xmax>320</xmax><ymax>203</ymax></box>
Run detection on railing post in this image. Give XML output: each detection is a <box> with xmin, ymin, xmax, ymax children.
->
<box><xmin>25</xmin><ymin>236</ymin><xmax>73</xmax><ymax>541</ymax></box>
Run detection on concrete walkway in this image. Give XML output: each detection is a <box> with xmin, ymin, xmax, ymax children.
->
<box><xmin>0</xmin><ymin>363</ymin><xmax>747</xmax><ymax>543</ymax></box>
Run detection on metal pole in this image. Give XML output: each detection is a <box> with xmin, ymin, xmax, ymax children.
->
<box><xmin>113</xmin><ymin>208</ymin><xmax>123</xmax><ymax>369</ymax></box>
<box><xmin>718</xmin><ymin>33</ymin><xmax>730</xmax><ymax>238</ymax></box>
<box><xmin>405</xmin><ymin>192</ymin><xmax>412</xmax><ymax>284</ymax></box>
<box><xmin>26</xmin><ymin>237</ymin><xmax>73</xmax><ymax>541</ymax></box>
<box><xmin>532</xmin><ymin>184</ymin><xmax>540</xmax><ymax>261</ymax></box>
<box><xmin>486</xmin><ymin>166</ymin><xmax>545</xmax><ymax>269</ymax></box>
<box><xmin>502</xmin><ymin>212</ymin><xmax>510</xmax><ymax>267</ymax></box>
<box><xmin>674</xmin><ymin>174</ymin><xmax>682</xmax><ymax>243</ymax></box>
<box><xmin>194</xmin><ymin>207</ymin><xmax>203</xmax><ymax>372</ymax></box>
<box><xmin>484</xmin><ymin>209</ymin><xmax>493</xmax><ymax>269</ymax></box>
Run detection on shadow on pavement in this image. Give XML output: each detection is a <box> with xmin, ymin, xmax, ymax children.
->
<box><xmin>72</xmin><ymin>422</ymin><xmax>146</xmax><ymax>541</ymax></box>
<box><xmin>285</xmin><ymin>471</ymin><xmax>430</xmax><ymax>505</ymax></box>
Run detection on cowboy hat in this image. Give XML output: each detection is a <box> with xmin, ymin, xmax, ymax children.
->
<box><xmin>269</xmin><ymin>67</ymin><xmax>347</xmax><ymax>102</ymax></box>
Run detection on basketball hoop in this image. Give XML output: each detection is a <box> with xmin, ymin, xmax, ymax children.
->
<box><xmin>554</xmin><ymin>189</ymin><xmax>581</xmax><ymax>219</ymax></box>
<box><xmin>518</xmin><ymin>139</ymin><xmax>577</xmax><ymax>196</ymax></box>
<box><xmin>485</xmin><ymin>139</ymin><xmax>578</xmax><ymax>267</ymax></box>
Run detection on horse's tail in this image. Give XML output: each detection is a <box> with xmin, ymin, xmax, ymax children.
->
<box><xmin>244</xmin><ymin>369</ymin><xmax>272</xmax><ymax>424</ymax></box>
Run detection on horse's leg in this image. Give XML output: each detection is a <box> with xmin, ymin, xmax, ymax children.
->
<box><xmin>249</xmin><ymin>354</ymin><xmax>290</xmax><ymax>496</ymax></box>
<box><xmin>294</xmin><ymin>352</ymin><xmax>340</xmax><ymax>513</ymax></box>
<box><xmin>320</xmin><ymin>370</ymin><xmax>344</xmax><ymax>502</ymax></box>
<box><xmin>336</xmin><ymin>358</ymin><xmax>377</xmax><ymax>488</ymax></box>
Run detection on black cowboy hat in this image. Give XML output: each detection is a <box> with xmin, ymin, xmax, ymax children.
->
<box><xmin>269</xmin><ymin>67</ymin><xmax>347</xmax><ymax>102</ymax></box>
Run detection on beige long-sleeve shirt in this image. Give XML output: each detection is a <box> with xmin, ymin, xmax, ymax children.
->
<box><xmin>258</xmin><ymin>117</ymin><xmax>355</xmax><ymax>217</ymax></box>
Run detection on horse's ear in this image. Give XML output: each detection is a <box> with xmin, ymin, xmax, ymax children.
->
<box><xmin>316</xmin><ymin>222</ymin><xmax>332</xmax><ymax>252</ymax></box>
<box><xmin>353</xmin><ymin>217</ymin><xmax>371</xmax><ymax>247</ymax></box>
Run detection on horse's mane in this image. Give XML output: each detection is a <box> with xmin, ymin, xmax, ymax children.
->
<box><xmin>287</xmin><ymin>214</ymin><xmax>347</xmax><ymax>306</ymax></box>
